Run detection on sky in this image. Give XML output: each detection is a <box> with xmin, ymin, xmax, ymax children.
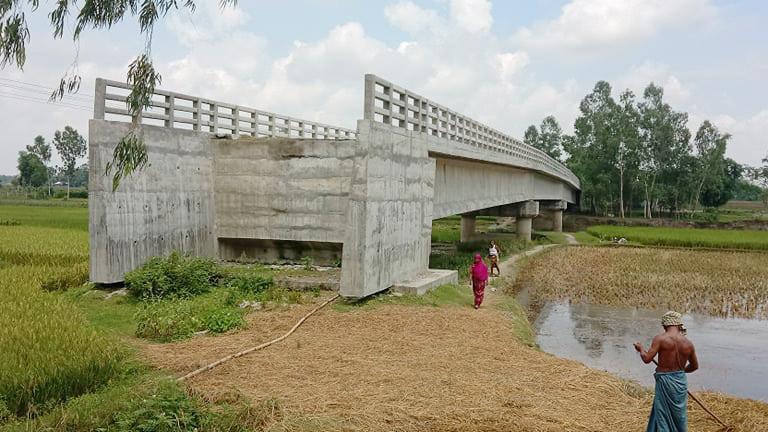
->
<box><xmin>1</xmin><ymin>0</ymin><xmax>766</xmax><ymax>174</ymax></box>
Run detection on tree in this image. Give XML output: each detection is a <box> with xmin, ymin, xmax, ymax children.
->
<box><xmin>1</xmin><ymin>0</ymin><xmax>237</xmax><ymax>189</ymax></box>
<box><xmin>692</xmin><ymin>121</ymin><xmax>729</xmax><ymax>211</ymax></box>
<box><xmin>524</xmin><ymin>116</ymin><xmax>563</xmax><ymax>161</ymax></box>
<box><xmin>26</xmin><ymin>135</ymin><xmax>52</xmax><ymax>195</ymax></box>
<box><xmin>17</xmin><ymin>151</ymin><xmax>48</xmax><ymax>187</ymax></box>
<box><xmin>53</xmin><ymin>126</ymin><xmax>87</xmax><ymax>199</ymax></box>
<box><xmin>567</xmin><ymin>81</ymin><xmax>621</xmax><ymax>215</ymax></box>
<box><xmin>637</xmin><ymin>83</ymin><xmax>691</xmax><ymax>218</ymax></box>
<box><xmin>700</xmin><ymin>158</ymin><xmax>742</xmax><ymax>208</ymax></box>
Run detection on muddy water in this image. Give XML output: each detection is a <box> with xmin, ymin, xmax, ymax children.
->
<box><xmin>531</xmin><ymin>301</ymin><xmax>768</xmax><ymax>401</ymax></box>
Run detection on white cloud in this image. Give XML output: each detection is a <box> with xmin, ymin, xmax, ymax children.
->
<box><xmin>688</xmin><ymin>110</ymin><xmax>768</xmax><ymax>166</ymax></box>
<box><xmin>619</xmin><ymin>62</ymin><xmax>692</xmax><ymax>106</ymax></box>
<box><xmin>384</xmin><ymin>1</ymin><xmax>443</xmax><ymax>34</ymax></box>
<box><xmin>514</xmin><ymin>0</ymin><xmax>716</xmax><ymax>51</ymax></box>
<box><xmin>495</xmin><ymin>52</ymin><xmax>530</xmax><ymax>84</ymax></box>
<box><xmin>450</xmin><ymin>0</ymin><xmax>493</xmax><ymax>34</ymax></box>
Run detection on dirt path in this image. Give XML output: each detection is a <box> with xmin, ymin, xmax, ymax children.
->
<box><xmin>564</xmin><ymin>233</ymin><xmax>578</xmax><ymax>245</ymax></box>
<box><xmin>141</xmin><ymin>244</ymin><xmax>768</xmax><ymax>431</ymax></box>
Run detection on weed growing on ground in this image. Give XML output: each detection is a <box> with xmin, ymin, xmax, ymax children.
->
<box><xmin>125</xmin><ymin>252</ymin><xmax>222</xmax><ymax>300</ymax></box>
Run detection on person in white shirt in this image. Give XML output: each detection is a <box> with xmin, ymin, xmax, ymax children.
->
<box><xmin>488</xmin><ymin>240</ymin><xmax>501</xmax><ymax>276</ymax></box>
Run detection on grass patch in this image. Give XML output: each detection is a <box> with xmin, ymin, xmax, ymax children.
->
<box><xmin>571</xmin><ymin>231</ymin><xmax>601</xmax><ymax>245</ymax></box>
<box><xmin>537</xmin><ymin>231</ymin><xmax>568</xmax><ymax>244</ymax></box>
<box><xmin>333</xmin><ymin>284</ymin><xmax>473</xmax><ymax>312</ymax></box>
<box><xmin>0</xmin><ymin>371</ymin><xmax>284</xmax><ymax>432</ymax></box>
<box><xmin>586</xmin><ymin>225</ymin><xmax>768</xmax><ymax>250</ymax></box>
<box><xmin>517</xmin><ymin>246</ymin><xmax>768</xmax><ymax>319</ymax></box>
<box><xmin>0</xmin><ymin>204</ymin><xmax>88</xmax><ymax>230</ymax></box>
<box><xmin>495</xmin><ymin>296</ymin><xmax>536</xmax><ymax>347</ymax></box>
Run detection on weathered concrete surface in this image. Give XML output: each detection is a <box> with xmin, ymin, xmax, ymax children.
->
<box><xmin>214</xmin><ymin>136</ymin><xmax>354</xmax><ymax>263</ymax></box>
<box><xmin>460</xmin><ymin>214</ymin><xmax>476</xmax><ymax>243</ymax></box>
<box><xmin>432</xmin><ymin>157</ymin><xmax>574</xmax><ymax>219</ymax></box>
<box><xmin>392</xmin><ymin>269</ymin><xmax>459</xmax><ymax>295</ymax></box>
<box><xmin>340</xmin><ymin>119</ymin><xmax>435</xmax><ymax>298</ymax></box>
<box><xmin>89</xmin><ymin>120</ymin><xmax>216</xmax><ymax>284</ymax></box>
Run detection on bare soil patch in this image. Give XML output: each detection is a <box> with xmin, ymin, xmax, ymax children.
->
<box><xmin>142</xmin><ymin>300</ymin><xmax>768</xmax><ymax>431</ymax></box>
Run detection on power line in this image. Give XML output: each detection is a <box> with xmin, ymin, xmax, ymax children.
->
<box><xmin>0</xmin><ymin>92</ymin><xmax>92</xmax><ymax>112</ymax></box>
<box><xmin>0</xmin><ymin>82</ymin><xmax>95</xmax><ymax>105</ymax></box>
<box><xmin>0</xmin><ymin>77</ymin><xmax>93</xmax><ymax>102</ymax></box>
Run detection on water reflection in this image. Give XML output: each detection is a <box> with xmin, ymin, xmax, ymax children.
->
<box><xmin>533</xmin><ymin>302</ymin><xmax>768</xmax><ymax>402</ymax></box>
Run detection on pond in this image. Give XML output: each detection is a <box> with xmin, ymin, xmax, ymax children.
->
<box><xmin>531</xmin><ymin>301</ymin><xmax>768</xmax><ymax>402</ymax></box>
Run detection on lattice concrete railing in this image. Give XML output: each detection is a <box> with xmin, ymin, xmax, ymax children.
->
<box><xmin>363</xmin><ymin>74</ymin><xmax>579</xmax><ymax>187</ymax></box>
<box><xmin>93</xmin><ymin>78</ymin><xmax>356</xmax><ymax>139</ymax></box>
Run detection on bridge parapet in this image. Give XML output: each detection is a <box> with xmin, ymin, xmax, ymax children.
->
<box><xmin>94</xmin><ymin>78</ymin><xmax>356</xmax><ymax>139</ymax></box>
<box><xmin>362</xmin><ymin>74</ymin><xmax>579</xmax><ymax>189</ymax></box>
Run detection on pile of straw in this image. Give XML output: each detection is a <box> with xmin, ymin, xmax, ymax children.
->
<box><xmin>143</xmin><ymin>301</ymin><xmax>768</xmax><ymax>431</ymax></box>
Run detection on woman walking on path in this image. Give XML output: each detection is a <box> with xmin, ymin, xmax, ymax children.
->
<box><xmin>469</xmin><ymin>254</ymin><xmax>489</xmax><ymax>309</ymax></box>
<box><xmin>488</xmin><ymin>240</ymin><xmax>501</xmax><ymax>276</ymax></box>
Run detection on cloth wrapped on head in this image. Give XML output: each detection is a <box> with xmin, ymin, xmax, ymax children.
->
<box><xmin>661</xmin><ymin>311</ymin><xmax>683</xmax><ymax>327</ymax></box>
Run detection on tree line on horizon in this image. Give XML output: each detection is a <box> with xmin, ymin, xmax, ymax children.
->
<box><xmin>524</xmin><ymin>81</ymin><xmax>768</xmax><ymax>217</ymax></box>
<box><xmin>10</xmin><ymin>126</ymin><xmax>88</xmax><ymax>199</ymax></box>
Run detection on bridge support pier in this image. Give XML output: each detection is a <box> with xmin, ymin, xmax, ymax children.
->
<box><xmin>536</xmin><ymin>200</ymin><xmax>568</xmax><ymax>232</ymax></box>
<box><xmin>460</xmin><ymin>214</ymin><xmax>476</xmax><ymax>243</ymax></box>
<box><xmin>516</xmin><ymin>200</ymin><xmax>540</xmax><ymax>242</ymax></box>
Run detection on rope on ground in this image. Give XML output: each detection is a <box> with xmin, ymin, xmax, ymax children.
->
<box><xmin>177</xmin><ymin>294</ymin><xmax>340</xmax><ymax>382</ymax></box>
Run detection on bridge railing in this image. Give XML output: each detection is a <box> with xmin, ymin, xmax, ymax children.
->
<box><xmin>362</xmin><ymin>74</ymin><xmax>579</xmax><ymax>187</ymax></box>
<box><xmin>93</xmin><ymin>78</ymin><xmax>356</xmax><ymax>140</ymax></box>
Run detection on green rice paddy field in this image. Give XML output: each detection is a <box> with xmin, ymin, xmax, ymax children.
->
<box><xmin>587</xmin><ymin>225</ymin><xmax>768</xmax><ymax>250</ymax></box>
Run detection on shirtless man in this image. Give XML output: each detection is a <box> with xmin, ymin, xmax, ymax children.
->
<box><xmin>633</xmin><ymin>311</ymin><xmax>699</xmax><ymax>432</ymax></box>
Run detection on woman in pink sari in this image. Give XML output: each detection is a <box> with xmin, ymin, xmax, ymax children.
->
<box><xmin>469</xmin><ymin>254</ymin><xmax>489</xmax><ymax>309</ymax></box>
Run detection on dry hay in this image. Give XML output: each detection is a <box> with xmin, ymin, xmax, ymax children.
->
<box><xmin>142</xmin><ymin>302</ymin><xmax>768</xmax><ymax>431</ymax></box>
<box><xmin>515</xmin><ymin>246</ymin><xmax>768</xmax><ymax>319</ymax></box>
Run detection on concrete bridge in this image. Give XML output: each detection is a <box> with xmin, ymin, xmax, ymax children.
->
<box><xmin>89</xmin><ymin>74</ymin><xmax>580</xmax><ymax>298</ymax></box>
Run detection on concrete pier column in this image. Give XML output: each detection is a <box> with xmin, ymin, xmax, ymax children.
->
<box><xmin>552</xmin><ymin>210</ymin><xmax>563</xmax><ymax>233</ymax></box>
<box><xmin>516</xmin><ymin>217</ymin><xmax>533</xmax><ymax>241</ymax></box>
<box><xmin>515</xmin><ymin>200</ymin><xmax>540</xmax><ymax>242</ymax></box>
<box><xmin>460</xmin><ymin>214</ymin><xmax>476</xmax><ymax>243</ymax></box>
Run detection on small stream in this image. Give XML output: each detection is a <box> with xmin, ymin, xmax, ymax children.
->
<box><xmin>529</xmin><ymin>301</ymin><xmax>768</xmax><ymax>401</ymax></box>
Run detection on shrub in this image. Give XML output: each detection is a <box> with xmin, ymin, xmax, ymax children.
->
<box><xmin>225</xmin><ymin>273</ymin><xmax>273</xmax><ymax>294</ymax></box>
<box><xmin>135</xmin><ymin>291</ymin><xmax>245</xmax><ymax>342</ymax></box>
<box><xmin>109</xmin><ymin>380</ymin><xmax>200</xmax><ymax>432</ymax></box>
<box><xmin>135</xmin><ymin>301</ymin><xmax>203</xmax><ymax>342</ymax></box>
<box><xmin>125</xmin><ymin>252</ymin><xmax>221</xmax><ymax>300</ymax></box>
<box><xmin>41</xmin><ymin>262</ymin><xmax>89</xmax><ymax>291</ymax></box>
<box><xmin>203</xmin><ymin>309</ymin><xmax>246</xmax><ymax>334</ymax></box>
<box><xmin>0</xmin><ymin>397</ymin><xmax>10</xmax><ymax>423</ymax></box>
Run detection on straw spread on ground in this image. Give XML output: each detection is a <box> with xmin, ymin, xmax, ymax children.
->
<box><xmin>143</xmin><ymin>293</ymin><xmax>768</xmax><ymax>431</ymax></box>
<box><xmin>515</xmin><ymin>246</ymin><xmax>768</xmax><ymax>319</ymax></box>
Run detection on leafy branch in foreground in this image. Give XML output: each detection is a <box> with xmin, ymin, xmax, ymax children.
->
<box><xmin>0</xmin><ymin>0</ymin><xmax>238</xmax><ymax>189</ymax></box>
<box><xmin>105</xmin><ymin>129</ymin><xmax>149</xmax><ymax>192</ymax></box>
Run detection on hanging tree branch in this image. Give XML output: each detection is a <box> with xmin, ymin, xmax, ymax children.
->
<box><xmin>0</xmin><ymin>0</ymin><xmax>238</xmax><ymax>189</ymax></box>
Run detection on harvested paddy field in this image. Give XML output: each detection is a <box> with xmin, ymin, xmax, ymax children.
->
<box><xmin>144</xmin><ymin>299</ymin><xmax>768</xmax><ymax>431</ymax></box>
<box><xmin>515</xmin><ymin>246</ymin><xmax>768</xmax><ymax>319</ymax></box>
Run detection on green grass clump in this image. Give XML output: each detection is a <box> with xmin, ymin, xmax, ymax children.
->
<box><xmin>0</xmin><ymin>219</ymin><xmax>20</xmax><ymax>226</ymax></box>
<box><xmin>125</xmin><ymin>252</ymin><xmax>222</xmax><ymax>300</ymax></box>
<box><xmin>0</xmin><ymin>266</ymin><xmax>124</xmax><ymax>417</ymax></box>
<box><xmin>586</xmin><ymin>225</ymin><xmax>768</xmax><ymax>250</ymax></box>
<box><xmin>134</xmin><ymin>290</ymin><xmax>246</xmax><ymax>342</ymax></box>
